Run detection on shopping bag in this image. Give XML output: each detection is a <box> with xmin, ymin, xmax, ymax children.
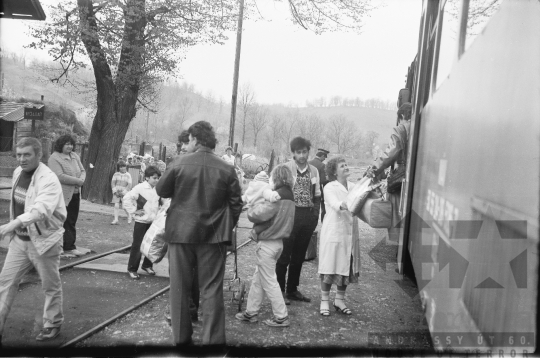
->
<box><xmin>346</xmin><ymin>177</ymin><xmax>381</xmax><ymax>216</ymax></box>
<box><xmin>358</xmin><ymin>192</ymin><xmax>392</xmax><ymax>229</ymax></box>
<box><xmin>140</xmin><ymin>204</ymin><xmax>169</xmax><ymax>263</ymax></box>
<box><xmin>305</xmin><ymin>230</ymin><xmax>318</xmax><ymax>261</ymax></box>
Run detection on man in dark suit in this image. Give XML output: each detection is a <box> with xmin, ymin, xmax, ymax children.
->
<box><xmin>157</xmin><ymin>121</ymin><xmax>243</xmax><ymax>347</ymax></box>
<box><xmin>308</xmin><ymin>148</ymin><xmax>329</xmax><ymax>222</ymax></box>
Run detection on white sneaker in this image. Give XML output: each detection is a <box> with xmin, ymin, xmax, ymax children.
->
<box><xmin>65</xmin><ymin>249</ymin><xmax>84</xmax><ymax>257</ymax></box>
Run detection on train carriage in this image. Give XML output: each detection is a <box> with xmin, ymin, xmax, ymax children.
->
<box><xmin>399</xmin><ymin>0</ymin><xmax>539</xmax><ymax>352</ymax></box>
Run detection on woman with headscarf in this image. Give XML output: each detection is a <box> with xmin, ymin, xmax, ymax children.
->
<box><xmin>48</xmin><ymin>134</ymin><xmax>86</xmax><ymax>257</ymax></box>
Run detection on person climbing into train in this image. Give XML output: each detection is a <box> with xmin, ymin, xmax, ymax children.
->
<box><xmin>236</xmin><ymin>164</ymin><xmax>296</xmax><ymax>327</ymax></box>
<box><xmin>122</xmin><ymin>165</ymin><xmax>161</xmax><ymax>280</ymax></box>
<box><xmin>366</xmin><ymin>102</ymin><xmax>412</xmax><ymax>242</ymax></box>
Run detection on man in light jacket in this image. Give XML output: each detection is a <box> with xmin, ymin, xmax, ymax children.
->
<box><xmin>274</xmin><ymin>137</ymin><xmax>321</xmax><ymax>304</ymax></box>
<box><xmin>0</xmin><ymin>137</ymin><xmax>67</xmax><ymax>345</ymax></box>
<box><xmin>157</xmin><ymin>121</ymin><xmax>242</xmax><ymax>347</ymax></box>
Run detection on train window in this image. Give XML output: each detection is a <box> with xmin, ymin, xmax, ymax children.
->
<box><xmin>464</xmin><ymin>0</ymin><xmax>502</xmax><ymax>50</ymax></box>
<box><xmin>434</xmin><ymin>0</ymin><xmax>460</xmax><ymax>90</ymax></box>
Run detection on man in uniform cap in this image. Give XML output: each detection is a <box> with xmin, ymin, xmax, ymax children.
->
<box><xmin>308</xmin><ymin>148</ymin><xmax>329</xmax><ymax>222</ymax></box>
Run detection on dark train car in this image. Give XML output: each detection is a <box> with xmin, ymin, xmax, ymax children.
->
<box><xmin>399</xmin><ymin>0</ymin><xmax>538</xmax><ymax>353</ymax></box>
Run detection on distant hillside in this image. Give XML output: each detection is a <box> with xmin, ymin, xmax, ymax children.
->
<box><xmin>299</xmin><ymin>106</ymin><xmax>395</xmax><ymax>146</ymax></box>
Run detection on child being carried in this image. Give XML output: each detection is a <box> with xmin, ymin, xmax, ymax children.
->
<box><xmin>242</xmin><ymin>171</ymin><xmax>280</xmax><ymax>241</ymax></box>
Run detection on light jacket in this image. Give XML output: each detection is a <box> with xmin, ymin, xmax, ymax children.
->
<box><xmin>10</xmin><ymin>163</ymin><xmax>67</xmax><ymax>255</ymax></box>
<box><xmin>48</xmin><ymin>151</ymin><xmax>86</xmax><ymax>205</ymax></box>
<box><xmin>318</xmin><ymin>180</ymin><xmax>361</xmax><ymax>276</ymax></box>
<box><xmin>242</xmin><ymin>180</ymin><xmax>270</xmax><ymax>207</ymax></box>
<box><xmin>247</xmin><ymin>185</ymin><xmax>295</xmax><ymax>241</ymax></box>
<box><xmin>123</xmin><ymin>181</ymin><xmax>160</xmax><ymax>224</ymax></box>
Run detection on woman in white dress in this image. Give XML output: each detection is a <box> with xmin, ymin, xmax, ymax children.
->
<box><xmin>318</xmin><ymin>156</ymin><xmax>361</xmax><ymax>316</ymax></box>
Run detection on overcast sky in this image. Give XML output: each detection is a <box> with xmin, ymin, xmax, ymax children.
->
<box><xmin>0</xmin><ymin>0</ymin><xmax>421</xmax><ymax>106</ymax></box>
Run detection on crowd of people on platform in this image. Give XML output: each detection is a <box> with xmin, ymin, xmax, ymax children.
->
<box><xmin>0</xmin><ymin>102</ymin><xmax>413</xmax><ymax>347</ymax></box>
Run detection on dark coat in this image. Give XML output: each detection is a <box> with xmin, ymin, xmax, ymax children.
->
<box><xmin>309</xmin><ymin>157</ymin><xmax>328</xmax><ymax>185</ymax></box>
<box><xmin>156</xmin><ymin>147</ymin><xmax>243</xmax><ymax>244</ymax></box>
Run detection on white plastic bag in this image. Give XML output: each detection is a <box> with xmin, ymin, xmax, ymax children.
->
<box><xmin>346</xmin><ymin>177</ymin><xmax>381</xmax><ymax>217</ymax></box>
<box><xmin>140</xmin><ymin>199</ymin><xmax>170</xmax><ymax>263</ymax></box>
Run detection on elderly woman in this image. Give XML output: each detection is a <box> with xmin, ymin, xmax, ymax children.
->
<box><xmin>318</xmin><ymin>156</ymin><xmax>361</xmax><ymax>316</ymax></box>
<box><xmin>48</xmin><ymin>134</ymin><xmax>86</xmax><ymax>257</ymax></box>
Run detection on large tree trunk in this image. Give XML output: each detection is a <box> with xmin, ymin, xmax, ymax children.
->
<box><xmin>83</xmin><ymin>95</ymin><xmax>132</xmax><ymax>204</ymax></box>
<box><xmin>78</xmin><ymin>0</ymin><xmax>144</xmax><ymax>204</ymax></box>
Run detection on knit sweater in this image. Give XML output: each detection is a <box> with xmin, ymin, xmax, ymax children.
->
<box><xmin>48</xmin><ymin>151</ymin><xmax>86</xmax><ymax>205</ymax></box>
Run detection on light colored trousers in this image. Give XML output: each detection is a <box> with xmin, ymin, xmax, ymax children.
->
<box><xmin>0</xmin><ymin>236</ymin><xmax>63</xmax><ymax>335</ymax></box>
<box><xmin>246</xmin><ymin>239</ymin><xmax>288</xmax><ymax>319</ymax></box>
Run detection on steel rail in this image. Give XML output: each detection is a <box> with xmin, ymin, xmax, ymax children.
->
<box><xmin>59</xmin><ymin>244</ymin><xmax>132</xmax><ymax>271</ymax></box>
<box><xmin>59</xmin><ymin>237</ymin><xmax>253</xmax><ymax>349</ymax></box>
<box><xmin>59</xmin><ymin>285</ymin><xmax>171</xmax><ymax>348</ymax></box>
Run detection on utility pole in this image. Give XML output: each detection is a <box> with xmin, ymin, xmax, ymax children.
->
<box><xmin>228</xmin><ymin>0</ymin><xmax>245</xmax><ymax>147</ymax></box>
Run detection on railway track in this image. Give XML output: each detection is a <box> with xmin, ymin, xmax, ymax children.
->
<box><xmin>2</xmin><ymin>231</ymin><xmax>253</xmax><ymax>349</ymax></box>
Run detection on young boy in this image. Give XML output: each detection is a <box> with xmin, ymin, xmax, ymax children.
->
<box><xmin>122</xmin><ymin>166</ymin><xmax>161</xmax><ymax>280</ymax></box>
<box><xmin>236</xmin><ymin>165</ymin><xmax>295</xmax><ymax>327</ymax></box>
<box><xmin>111</xmin><ymin>160</ymin><xmax>133</xmax><ymax>225</ymax></box>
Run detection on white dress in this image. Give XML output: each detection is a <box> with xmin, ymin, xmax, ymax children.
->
<box><xmin>318</xmin><ymin>180</ymin><xmax>361</xmax><ymax>284</ymax></box>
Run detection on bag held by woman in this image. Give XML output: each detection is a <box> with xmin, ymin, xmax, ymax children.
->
<box><xmin>358</xmin><ymin>192</ymin><xmax>392</xmax><ymax>229</ymax></box>
<box><xmin>347</xmin><ymin>177</ymin><xmax>381</xmax><ymax>216</ymax></box>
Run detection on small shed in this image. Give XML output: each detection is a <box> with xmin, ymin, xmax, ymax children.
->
<box><xmin>0</xmin><ymin>101</ymin><xmax>44</xmax><ymax>152</ymax></box>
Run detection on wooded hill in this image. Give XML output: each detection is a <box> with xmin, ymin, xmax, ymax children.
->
<box><xmin>2</xmin><ymin>54</ymin><xmax>396</xmax><ymax>160</ymax></box>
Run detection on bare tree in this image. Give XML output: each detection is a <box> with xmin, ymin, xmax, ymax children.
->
<box><xmin>327</xmin><ymin>114</ymin><xmax>361</xmax><ymax>154</ymax></box>
<box><xmin>281</xmin><ymin>109</ymin><xmax>300</xmax><ymax>153</ymax></box>
<box><xmin>176</xmin><ymin>96</ymin><xmax>193</xmax><ymax>131</ymax></box>
<box><xmin>249</xmin><ymin>104</ymin><xmax>268</xmax><ymax>147</ymax></box>
<box><xmin>265</xmin><ymin>114</ymin><xmax>284</xmax><ymax>155</ymax></box>
<box><xmin>237</xmin><ymin>82</ymin><xmax>256</xmax><ymax>148</ymax></box>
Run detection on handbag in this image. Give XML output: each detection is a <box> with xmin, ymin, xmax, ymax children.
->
<box><xmin>358</xmin><ymin>192</ymin><xmax>393</xmax><ymax>229</ymax></box>
<box><xmin>386</xmin><ymin>166</ymin><xmax>406</xmax><ymax>193</ymax></box>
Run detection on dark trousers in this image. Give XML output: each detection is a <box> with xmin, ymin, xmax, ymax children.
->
<box><xmin>189</xmin><ymin>267</ymin><xmax>200</xmax><ymax>315</ymax></box>
<box><xmin>63</xmin><ymin>193</ymin><xmax>80</xmax><ymax>251</ymax></box>
<box><xmin>276</xmin><ymin>207</ymin><xmax>318</xmax><ymax>293</ymax></box>
<box><xmin>320</xmin><ymin>184</ymin><xmax>326</xmax><ymax>223</ymax></box>
<box><xmin>127</xmin><ymin>222</ymin><xmax>153</xmax><ymax>272</ymax></box>
<box><xmin>169</xmin><ymin>243</ymin><xmax>226</xmax><ymax>346</ymax></box>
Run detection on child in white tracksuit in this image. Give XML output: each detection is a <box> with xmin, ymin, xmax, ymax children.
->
<box><xmin>235</xmin><ymin>165</ymin><xmax>295</xmax><ymax>327</ymax></box>
<box><xmin>122</xmin><ymin>165</ymin><xmax>161</xmax><ymax>280</ymax></box>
